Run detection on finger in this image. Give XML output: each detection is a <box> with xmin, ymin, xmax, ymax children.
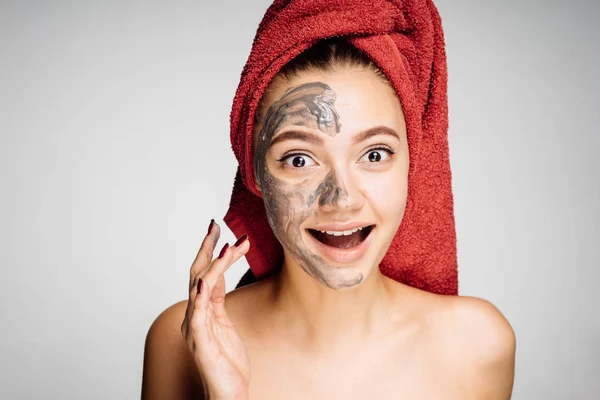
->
<box><xmin>210</xmin><ymin>275</ymin><xmax>231</xmax><ymax>325</ymax></box>
<box><xmin>189</xmin><ymin>278</ymin><xmax>214</xmax><ymax>358</ymax></box>
<box><xmin>189</xmin><ymin>220</ymin><xmax>221</xmax><ymax>291</ymax></box>
<box><xmin>194</xmin><ymin>220</ymin><xmax>221</xmax><ymax>264</ymax></box>
<box><xmin>202</xmin><ymin>237</ymin><xmax>250</xmax><ymax>293</ymax></box>
<box><xmin>210</xmin><ymin>235</ymin><xmax>249</xmax><ymax>303</ymax></box>
<box><xmin>192</xmin><ymin>220</ymin><xmax>221</xmax><ymax>271</ymax></box>
<box><xmin>182</xmin><ymin>279</ymin><xmax>203</xmax><ymax>343</ymax></box>
<box><xmin>182</xmin><ymin>272</ymin><xmax>206</xmax><ymax>343</ymax></box>
<box><xmin>185</xmin><ymin>219</ymin><xmax>221</xmax><ymax>337</ymax></box>
<box><xmin>187</xmin><ymin>235</ymin><xmax>250</xmax><ymax>339</ymax></box>
<box><xmin>210</xmin><ymin>237</ymin><xmax>249</xmax><ymax>323</ymax></box>
<box><xmin>210</xmin><ymin>275</ymin><xmax>226</xmax><ymax>304</ymax></box>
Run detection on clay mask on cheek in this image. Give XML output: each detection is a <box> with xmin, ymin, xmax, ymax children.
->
<box><xmin>254</xmin><ymin>82</ymin><xmax>364</xmax><ymax>289</ymax></box>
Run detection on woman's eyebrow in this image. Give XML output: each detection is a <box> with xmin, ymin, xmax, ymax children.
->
<box><xmin>352</xmin><ymin>126</ymin><xmax>400</xmax><ymax>144</ymax></box>
<box><xmin>269</xmin><ymin>130</ymin><xmax>324</xmax><ymax>147</ymax></box>
<box><xmin>269</xmin><ymin>126</ymin><xmax>400</xmax><ymax>147</ymax></box>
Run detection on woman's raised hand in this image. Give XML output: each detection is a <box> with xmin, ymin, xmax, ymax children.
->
<box><xmin>181</xmin><ymin>220</ymin><xmax>251</xmax><ymax>400</ymax></box>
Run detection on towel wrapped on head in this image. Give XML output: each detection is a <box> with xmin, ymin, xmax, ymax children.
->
<box><xmin>224</xmin><ymin>0</ymin><xmax>458</xmax><ymax>295</ymax></box>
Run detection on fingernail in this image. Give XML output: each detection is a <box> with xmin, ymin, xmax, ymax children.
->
<box><xmin>197</xmin><ymin>278</ymin><xmax>203</xmax><ymax>294</ymax></box>
<box><xmin>207</xmin><ymin>219</ymin><xmax>214</xmax><ymax>234</ymax></box>
<box><xmin>234</xmin><ymin>234</ymin><xmax>248</xmax><ymax>247</ymax></box>
<box><xmin>218</xmin><ymin>243</ymin><xmax>229</xmax><ymax>259</ymax></box>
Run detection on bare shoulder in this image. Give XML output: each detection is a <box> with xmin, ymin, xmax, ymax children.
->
<box><xmin>437</xmin><ymin>295</ymin><xmax>516</xmax><ymax>399</ymax></box>
<box><xmin>449</xmin><ymin>296</ymin><xmax>516</xmax><ymax>357</ymax></box>
<box><xmin>147</xmin><ymin>300</ymin><xmax>188</xmax><ymax>338</ymax></box>
<box><xmin>141</xmin><ymin>300</ymin><xmax>203</xmax><ymax>399</ymax></box>
<box><xmin>144</xmin><ymin>300</ymin><xmax>189</xmax><ymax>357</ymax></box>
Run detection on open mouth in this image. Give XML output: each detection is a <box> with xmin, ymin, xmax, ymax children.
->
<box><xmin>306</xmin><ymin>225</ymin><xmax>375</xmax><ymax>250</ymax></box>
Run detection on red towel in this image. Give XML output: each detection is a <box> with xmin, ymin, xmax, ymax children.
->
<box><xmin>224</xmin><ymin>0</ymin><xmax>458</xmax><ymax>295</ymax></box>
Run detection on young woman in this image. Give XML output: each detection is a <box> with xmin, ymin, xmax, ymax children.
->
<box><xmin>142</xmin><ymin>2</ymin><xmax>516</xmax><ymax>399</ymax></box>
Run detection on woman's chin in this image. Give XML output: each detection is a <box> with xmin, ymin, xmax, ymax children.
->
<box><xmin>319</xmin><ymin>267</ymin><xmax>365</xmax><ymax>290</ymax></box>
<box><xmin>309</xmin><ymin>256</ymin><xmax>380</xmax><ymax>291</ymax></box>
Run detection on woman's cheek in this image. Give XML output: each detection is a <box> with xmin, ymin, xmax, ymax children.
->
<box><xmin>366</xmin><ymin>171</ymin><xmax>408</xmax><ymax>212</ymax></box>
<box><xmin>268</xmin><ymin>179</ymin><xmax>312</xmax><ymax>223</ymax></box>
<box><xmin>290</xmin><ymin>184</ymin><xmax>318</xmax><ymax>220</ymax></box>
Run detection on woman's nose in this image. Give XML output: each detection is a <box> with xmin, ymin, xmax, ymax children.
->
<box><xmin>315</xmin><ymin>169</ymin><xmax>365</xmax><ymax>213</ymax></box>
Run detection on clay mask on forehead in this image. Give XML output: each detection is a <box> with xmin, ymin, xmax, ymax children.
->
<box><xmin>254</xmin><ymin>81</ymin><xmax>365</xmax><ymax>290</ymax></box>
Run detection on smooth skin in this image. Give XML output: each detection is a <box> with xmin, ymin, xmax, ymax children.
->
<box><xmin>142</xmin><ymin>68</ymin><xmax>516</xmax><ymax>400</ymax></box>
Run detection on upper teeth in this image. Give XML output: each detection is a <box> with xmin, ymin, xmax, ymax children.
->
<box><xmin>319</xmin><ymin>227</ymin><xmax>363</xmax><ymax>236</ymax></box>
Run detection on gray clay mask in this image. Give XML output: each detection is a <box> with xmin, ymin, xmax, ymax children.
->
<box><xmin>254</xmin><ymin>81</ymin><xmax>364</xmax><ymax>289</ymax></box>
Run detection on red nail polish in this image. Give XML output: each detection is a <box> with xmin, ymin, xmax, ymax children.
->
<box><xmin>234</xmin><ymin>234</ymin><xmax>248</xmax><ymax>247</ymax></box>
<box><xmin>197</xmin><ymin>278</ymin><xmax>203</xmax><ymax>294</ymax></box>
<box><xmin>207</xmin><ymin>219</ymin><xmax>214</xmax><ymax>234</ymax></box>
<box><xmin>218</xmin><ymin>243</ymin><xmax>229</xmax><ymax>259</ymax></box>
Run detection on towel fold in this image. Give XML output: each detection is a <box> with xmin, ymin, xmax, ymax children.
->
<box><xmin>224</xmin><ymin>0</ymin><xmax>458</xmax><ymax>295</ymax></box>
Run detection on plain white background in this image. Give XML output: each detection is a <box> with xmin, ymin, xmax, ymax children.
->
<box><xmin>1</xmin><ymin>0</ymin><xmax>598</xmax><ymax>398</ymax></box>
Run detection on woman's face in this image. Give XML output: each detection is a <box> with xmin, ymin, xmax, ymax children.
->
<box><xmin>253</xmin><ymin>68</ymin><xmax>409</xmax><ymax>290</ymax></box>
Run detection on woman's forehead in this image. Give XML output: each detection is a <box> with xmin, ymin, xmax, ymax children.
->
<box><xmin>262</xmin><ymin>70</ymin><xmax>403</xmax><ymax>138</ymax></box>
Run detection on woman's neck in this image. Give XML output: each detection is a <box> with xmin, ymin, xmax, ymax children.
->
<box><xmin>269</xmin><ymin>254</ymin><xmax>401</xmax><ymax>351</ymax></box>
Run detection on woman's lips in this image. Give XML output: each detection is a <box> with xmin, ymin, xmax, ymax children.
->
<box><xmin>305</xmin><ymin>225</ymin><xmax>375</xmax><ymax>264</ymax></box>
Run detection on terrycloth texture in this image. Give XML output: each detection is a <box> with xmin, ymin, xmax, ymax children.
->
<box><xmin>224</xmin><ymin>0</ymin><xmax>458</xmax><ymax>295</ymax></box>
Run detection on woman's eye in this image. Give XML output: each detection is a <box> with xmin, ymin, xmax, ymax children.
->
<box><xmin>359</xmin><ymin>148</ymin><xmax>393</xmax><ymax>163</ymax></box>
<box><xmin>282</xmin><ymin>154</ymin><xmax>316</xmax><ymax>168</ymax></box>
